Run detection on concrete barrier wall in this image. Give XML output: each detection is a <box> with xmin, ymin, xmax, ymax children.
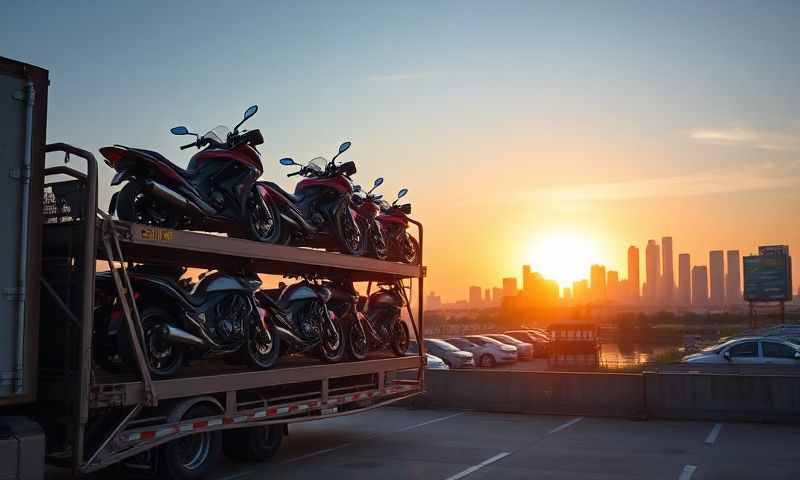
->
<box><xmin>409</xmin><ymin>369</ymin><xmax>800</xmax><ymax>423</ymax></box>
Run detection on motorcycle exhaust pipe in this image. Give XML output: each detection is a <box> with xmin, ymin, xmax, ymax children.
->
<box><xmin>144</xmin><ymin>180</ymin><xmax>205</xmax><ymax>216</ymax></box>
<box><xmin>275</xmin><ymin>325</ymin><xmax>307</xmax><ymax>345</ymax></box>
<box><xmin>160</xmin><ymin>324</ymin><xmax>205</xmax><ymax>347</ymax></box>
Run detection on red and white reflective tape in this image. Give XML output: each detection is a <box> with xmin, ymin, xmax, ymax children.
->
<box><xmin>118</xmin><ymin>384</ymin><xmax>416</xmax><ymax>444</ymax></box>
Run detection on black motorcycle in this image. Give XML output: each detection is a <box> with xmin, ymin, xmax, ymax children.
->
<box><xmin>255</xmin><ymin>143</ymin><xmax>367</xmax><ymax>255</ymax></box>
<box><xmin>326</xmin><ymin>280</ymin><xmax>410</xmax><ymax>360</ymax></box>
<box><xmin>255</xmin><ymin>280</ymin><xmax>346</xmax><ymax>363</ymax></box>
<box><xmin>352</xmin><ymin>178</ymin><xmax>388</xmax><ymax>260</ymax></box>
<box><xmin>101</xmin><ymin>105</ymin><xmax>283</xmax><ymax>243</ymax></box>
<box><xmin>94</xmin><ymin>265</ymin><xmax>279</xmax><ymax>378</ymax></box>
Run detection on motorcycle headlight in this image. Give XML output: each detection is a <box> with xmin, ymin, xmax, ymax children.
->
<box><xmin>318</xmin><ymin>287</ymin><xmax>332</xmax><ymax>303</ymax></box>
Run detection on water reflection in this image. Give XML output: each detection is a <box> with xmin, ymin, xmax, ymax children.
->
<box><xmin>548</xmin><ymin>343</ymin><xmax>678</xmax><ymax>370</ymax></box>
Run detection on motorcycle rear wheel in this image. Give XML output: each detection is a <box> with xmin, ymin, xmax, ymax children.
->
<box><xmin>116</xmin><ymin>181</ymin><xmax>178</xmax><ymax>228</ymax></box>
<box><xmin>120</xmin><ymin>306</ymin><xmax>185</xmax><ymax>378</ymax></box>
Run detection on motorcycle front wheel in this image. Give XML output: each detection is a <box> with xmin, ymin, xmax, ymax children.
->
<box><xmin>336</xmin><ymin>208</ymin><xmax>367</xmax><ymax>256</ymax></box>
<box><xmin>319</xmin><ymin>307</ymin><xmax>346</xmax><ymax>363</ymax></box>
<box><xmin>243</xmin><ymin>312</ymin><xmax>281</xmax><ymax>370</ymax></box>
<box><xmin>347</xmin><ymin>315</ymin><xmax>369</xmax><ymax>361</ymax></box>
<box><xmin>116</xmin><ymin>181</ymin><xmax>178</xmax><ymax>228</ymax></box>
<box><xmin>391</xmin><ymin>320</ymin><xmax>410</xmax><ymax>357</ymax></box>
<box><xmin>247</xmin><ymin>189</ymin><xmax>285</xmax><ymax>244</ymax></box>
<box><xmin>402</xmin><ymin>235</ymin><xmax>420</xmax><ymax>264</ymax></box>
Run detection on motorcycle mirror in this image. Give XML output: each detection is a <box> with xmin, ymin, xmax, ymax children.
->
<box><xmin>170</xmin><ymin>126</ymin><xmax>190</xmax><ymax>135</ymax></box>
<box><xmin>367</xmin><ymin>177</ymin><xmax>384</xmax><ymax>194</ymax></box>
<box><xmin>331</xmin><ymin>141</ymin><xmax>352</xmax><ymax>163</ymax></box>
<box><xmin>397</xmin><ymin>188</ymin><xmax>408</xmax><ymax>199</ymax></box>
<box><xmin>233</xmin><ymin>105</ymin><xmax>258</xmax><ymax>133</ymax></box>
<box><xmin>279</xmin><ymin>157</ymin><xmax>296</xmax><ymax>166</ymax></box>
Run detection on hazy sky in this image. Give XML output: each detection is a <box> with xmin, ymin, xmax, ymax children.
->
<box><xmin>4</xmin><ymin>1</ymin><xmax>799</xmax><ymax>301</ymax></box>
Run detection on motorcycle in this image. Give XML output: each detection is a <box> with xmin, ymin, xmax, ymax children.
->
<box><xmin>100</xmin><ymin>105</ymin><xmax>284</xmax><ymax>243</ymax></box>
<box><xmin>378</xmin><ymin>188</ymin><xmax>420</xmax><ymax>264</ymax></box>
<box><xmin>325</xmin><ymin>280</ymin><xmax>410</xmax><ymax>361</ymax></box>
<box><xmin>352</xmin><ymin>178</ymin><xmax>388</xmax><ymax>260</ymax></box>
<box><xmin>255</xmin><ymin>280</ymin><xmax>346</xmax><ymax>362</ymax></box>
<box><xmin>255</xmin><ymin>143</ymin><xmax>366</xmax><ymax>255</ymax></box>
<box><xmin>94</xmin><ymin>265</ymin><xmax>279</xmax><ymax>378</ymax></box>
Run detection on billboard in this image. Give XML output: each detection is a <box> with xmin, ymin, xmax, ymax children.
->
<box><xmin>743</xmin><ymin>253</ymin><xmax>792</xmax><ymax>302</ymax></box>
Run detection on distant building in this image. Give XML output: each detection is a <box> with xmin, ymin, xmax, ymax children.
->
<box><xmin>522</xmin><ymin>265</ymin><xmax>532</xmax><ymax>293</ymax></box>
<box><xmin>572</xmin><ymin>279</ymin><xmax>589</xmax><ymax>304</ymax></box>
<box><xmin>590</xmin><ymin>264</ymin><xmax>607</xmax><ymax>301</ymax></box>
<box><xmin>709</xmin><ymin>250</ymin><xmax>725</xmax><ymax>306</ymax></box>
<box><xmin>661</xmin><ymin>236</ymin><xmax>674</xmax><ymax>305</ymax></box>
<box><xmin>492</xmin><ymin>287</ymin><xmax>504</xmax><ymax>304</ymax></box>
<box><xmin>692</xmin><ymin>266</ymin><xmax>709</xmax><ymax>306</ymax></box>
<box><xmin>607</xmin><ymin>270</ymin><xmax>620</xmax><ymax>301</ymax></box>
<box><xmin>426</xmin><ymin>291</ymin><xmax>442</xmax><ymax>310</ymax></box>
<box><xmin>563</xmin><ymin>287</ymin><xmax>572</xmax><ymax>303</ymax></box>
<box><xmin>677</xmin><ymin>253</ymin><xmax>691</xmax><ymax>306</ymax></box>
<box><xmin>645</xmin><ymin>240</ymin><xmax>661</xmax><ymax>303</ymax></box>
<box><xmin>627</xmin><ymin>246</ymin><xmax>640</xmax><ymax>301</ymax></box>
<box><xmin>726</xmin><ymin>250</ymin><xmax>741</xmax><ymax>305</ymax></box>
<box><xmin>502</xmin><ymin>277</ymin><xmax>517</xmax><ymax>298</ymax></box>
<box><xmin>469</xmin><ymin>286</ymin><xmax>482</xmax><ymax>306</ymax></box>
<box><xmin>484</xmin><ymin>288</ymin><xmax>491</xmax><ymax>304</ymax></box>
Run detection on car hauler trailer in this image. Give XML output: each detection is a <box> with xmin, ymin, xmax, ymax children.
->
<box><xmin>1</xmin><ymin>56</ymin><xmax>425</xmax><ymax>479</ymax></box>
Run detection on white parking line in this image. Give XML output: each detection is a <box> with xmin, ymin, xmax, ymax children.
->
<box><xmin>443</xmin><ymin>452</ymin><xmax>512</xmax><ymax>480</ymax></box>
<box><xmin>548</xmin><ymin>417</ymin><xmax>584</xmax><ymax>435</ymax></box>
<box><xmin>284</xmin><ymin>443</ymin><xmax>353</xmax><ymax>463</ymax></box>
<box><xmin>395</xmin><ymin>412</ymin><xmax>465</xmax><ymax>432</ymax></box>
<box><xmin>678</xmin><ymin>464</ymin><xmax>697</xmax><ymax>480</ymax></box>
<box><xmin>705</xmin><ymin>423</ymin><xmax>722</xmax><ymax>444</ymax></box>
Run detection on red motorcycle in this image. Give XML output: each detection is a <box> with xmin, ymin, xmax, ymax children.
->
<box><xmin>378</xmin><ymin>189</ymin><xmax>420</xmax><ymax>264</ymax></box>
<box><xmin>100</xmin><ymin>106</ymin><xmax>283</xmax><ymax>243</ymax></box>
<box><xmin>256</xmin><ymin>143</ymin><xmax>367</xmax><ymax>255</ymax></box>
<box><xmin>352</xmin><ymin>178</ymin><xmax>388</xmax><ymax>260</ymax></box>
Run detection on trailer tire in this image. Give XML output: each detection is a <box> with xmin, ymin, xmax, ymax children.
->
<box><xmin>223</xmin><ymin>424</ymin><xmax>283</xmax><ymax>462</ymax></box>
<box><xmin>159</xmin><ymin>404</ymin><xmax>222</xmax><ymax>480</ymax></box>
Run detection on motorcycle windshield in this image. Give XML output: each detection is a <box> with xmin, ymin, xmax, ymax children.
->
<box><xmin>201</xmin><ymin>125</ymin><xmax>231</xmax><ymax>145</ymax></box>
<box><xmin>306</xmin><ymin>156</ymin><xmax>328</xmax><ymax>174</ymax></box>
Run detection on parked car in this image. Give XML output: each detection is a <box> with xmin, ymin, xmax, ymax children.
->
<box><xmin>405</xmin><ymin>346</ymin><xmax>450</xmax><ymax>370</ymax></box>
<box><xmin>409</xmin><ymin>339</ymin><xmax>474</xmax><ymax>368</ymax></box>
<box><xmin>505</xmin><ymin>330</ymin><xmax>550</xmax><ymax>357</ymax></box>
<box><xmin>682</xmin><ymin>336</ymin><xmax>800</xmax><ymax>365</ymax></box>
<box><xmin>446</xmin><ymin>336</ymin><xmax>516</xmax><ymax>368</ymax></box>
<box><xmin>484</xmin><ymin>334</ymin><xmax>533</xmax><ymax>360</ymax></box>
<box><xmin>521</xmin><ymin>326</ymin><xmax>551</xmax><ymax>341</ymax></box>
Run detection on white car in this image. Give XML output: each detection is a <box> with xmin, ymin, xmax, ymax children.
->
<box><xmin>682</xmin><ymin>336</ymin><xmax>800</xmax><ymax>365</ymax></box>
<box><xmin>446</xmin><ymin>336</ymin><xmax>517</xmax><ymax>367</ymax></box>
<box><xmin>405</xmin><ymin>351</ymin><xmax>449</xmax><ymax>370</ymax></box>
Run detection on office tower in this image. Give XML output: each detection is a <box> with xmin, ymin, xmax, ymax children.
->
<box><xmin>677</xmin><ymin>253</ymin><xmax>691</xmax><ymax>305</ymax></box>
<box><xmin>627</xmin><ymin>246</ymin><xmax>640</xmax><ymax>301</ymax></box>
<box><xmin>492</xmin><ymin>287</ymin><xmax>503</xmax><ymax>304</ymax></box>
<box><xmin>484</xmin><ymin>289</ymin><xmax>491</xmax><ymax>304</ymax></box>
<box><xmin>692</xmin><ymin>266</ymin><xmax>709</xmax><ymax>306</ymax></box>
<box><xmin>607</xmin><ymin>270</ymin><xmax>620</xmax><ymax>301</ymax></box>
<box><xmin>661</xmin><ymin>236</ymin><xmax>674</xmax><ymax>305</ymax></box>
<box><xmin>726</xmin><ymin>250</ymin><xmax>741</xmax><ymax>305</ymax></box>
<box><xmin>502</xmin><ymin>277</ymin><xmax>518</xmax><ymax>298</ymax></box>
<box><xmin>563</xmin><ymin>287</ymin><xmax>572</xmax><ymax>303</ymax></box>
<box><xmin>590</xmin><ymin>264</ymin><xmax>607</xmax><ymax>300</ymax></box>
<box><xmin>572</xmin><ymin>279</ymin><xmax>589</xmax><ymax>304</ymax></box>
<box><xmin>469</xmin><ymin>286</ymin><xmax>482</xmax><ymax>306</ymax></box>
<box><xmin>426</xmin><ymin>292</ymin><xmax>442</xmax><ymax>310</ymax></box>
<box><xmin>709</xmin><ymin>250</ymin><xmax>725</xmax><ymax>306</ymax></box>
<box><xmin>645</xmin><ymin>240</ymin><xmax>660</xmax><ymax>303</ymax></box>
<box><xmin>522</xmin><ymin>265</ymin><xmax>532</xmax><ymax>293</ymax></box>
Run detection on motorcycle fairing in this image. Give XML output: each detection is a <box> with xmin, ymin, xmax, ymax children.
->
<box><xmin>190</xmin><ymin>144</ymin><xmax>263</xmax><ymax>173</ymax></box>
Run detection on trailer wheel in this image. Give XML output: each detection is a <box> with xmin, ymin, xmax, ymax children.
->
<box><xmin>223</xmin><ymin>424</ymin><xmax>283</xmax><ymax>462</ymax></box>
<box><xmin>159</xmin><ymin>404</ymin><xmax>222</xmax><ymax>480</ymax></box>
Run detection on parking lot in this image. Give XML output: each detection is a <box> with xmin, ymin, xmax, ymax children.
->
<box><xmin>202</xmin><ymin>406</ymin><xmax>799</xmax><ymax>480</ymax></box>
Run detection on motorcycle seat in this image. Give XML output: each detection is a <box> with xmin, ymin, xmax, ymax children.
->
<box><xmin>260</xmin><ymin>181</ymin><xmax>302</xmax><ymax>203</ymax></box>
<box><xmin>123</xmin><ymin>147</ymin><xmax>195</xmax><ymax>179</ymax></box>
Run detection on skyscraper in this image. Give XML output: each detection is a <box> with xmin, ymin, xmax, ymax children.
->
<box><xmin>563</xmin><ymin>287</ymin><xmax>572</xmax><ymax>303</ymax></box>
<box><xmin>502</xmin><ymin>277</ymin><xmax>518</xmax><ymax>298</ymax></box>
<box><xmin>522</xmin><ymin>265</ymin><xmax>532</xmax><ymax>293</ymax></box>
<box><xmin>677</xmin><ymin>253</ymin><xmax>691</xmax><ymax>305</ymax></box>
<box><xmin>492</xmin><ymin>287</ymin><xmax>504</xmax><ymax>304</ymax></box>
<box><xmin>607</xmin><ymin>270</ymin><xmax>620</xmax><ymax>301</ymax></box>
<box><xmin>661</xmin><ymin>236</ymin><xmax>674</xmax><ymax>305</ymax></box>
<box><xmin>590</xmin><ymin>264</ymin><xmax>607</xmax><ymax>301</ymax></box>
<box><xmin>645</xmin><ymin>240</ymin><xmax>660</xmax><ymax>304</ymax></box>
<box><xmin>484</xmin><ymin>288</ymin><xmax>491</xmax><ymax>304</ymax></box>
<box><xmin>572</xmin><ymin>279</ymin><xmax>589</xmax><ymax>304</ymax></box>
<box><xmin>709</xmin><ymin>250</ymin><xmax>725</xmax><ymax>306</ymax></box>
<box><xmin>627</xmin><ymin>246</ymin><xmax>640</xmax><ymax>301</ymax></box>
<box><xmin>726</xmin><ymin>250</ymin><xmax>741</xmax><ymax>305</ymax></box>
<box><xmin>692</xmin><ymin>266</ymin><xmax>709</xmax><ymax>306</ymax></box>
<box><xmin>469</xmin><ymin>286</ymin><xmax>482</xmax><ymax>306</ymax></box>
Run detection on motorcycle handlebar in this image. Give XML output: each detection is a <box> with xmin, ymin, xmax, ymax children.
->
<box><xmin>180</xmin><ymin>142</ymin><xmax>196</xmax><ymax>150</ymax></box>
<box><xmin>287</xmin><ymin>171</ymin><xmax>302</xmax><ymax>177</ymax></box>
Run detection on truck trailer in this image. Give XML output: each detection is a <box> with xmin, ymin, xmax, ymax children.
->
<box><xmin>0</xmin><ymin>56</ymin><xmax>425</xmax><ymax>479</ymax></box>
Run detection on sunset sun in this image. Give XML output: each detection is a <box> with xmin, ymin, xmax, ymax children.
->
<box><xmin>527</xmin><ymin>231</ymin><xmax>599</xmax><ymax>288</ymax></box>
